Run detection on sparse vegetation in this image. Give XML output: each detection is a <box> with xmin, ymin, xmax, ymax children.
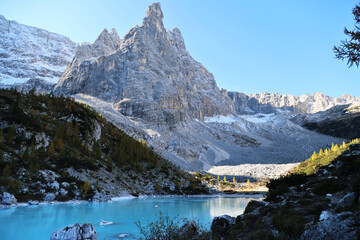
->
<box><xmin>290</xmin><ymin>140</ymin><xmax>358</xmax><ymax>175</ymax></box>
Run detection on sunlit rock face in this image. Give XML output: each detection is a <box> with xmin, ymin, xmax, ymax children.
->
<box><xmin>54</xmin><ymin>3</ymin><xmax>234</xmax><ymax>127</ymax></box>
<box><xmin>0</xmin><ymin>15</ymin><xmax>77</xmax><ymax>85</ymax></box>
<box><xmin>229</xmin><ymin>91</ymin><xmax>360</xmax><ymax>114</ymax></box>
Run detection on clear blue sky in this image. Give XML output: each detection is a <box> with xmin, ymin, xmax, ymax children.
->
<box><xmin>1</xmin><ymin>0</ymin><xmax>359</xmax><ymax>97</ymax></box>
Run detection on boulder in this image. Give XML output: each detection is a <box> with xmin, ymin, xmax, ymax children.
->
<box><xmin>1</xmin><ymin>192</ymin><xmax>17</xmax><ymax>205</ymax></box>
<box><xmin>50</xmin><ymin>223</ymin><xmax>97</xmax><ymax>240</ymax></box>
<box><xmin>48</xmin><ymin>181</ymin><xmax>60</xmax><ymax>190</ymax></box>
<box><xmin>61</xmin><ymin>182</ymin><xmax>70</xmax><ymax>188</ymax></box>
<box><xmin>44</xmin><ymin>193</ymin><xmax>56</xmax><ymax>202</ymax></box>
<box><xmin>337</xmin><ymin>192</ymin><xmax>356</xmax><ymax>209</ymax></box>
<box><xmin>301</xmin><ymin>211</ymin><xmax>360</xmax><ymax>240</ymax></box>
<box><xmin>211</xmin><ymin>215</ymin><xmax>236</xmax><ymax>239</ymax></box>
<box><xmin>60</xmin><ymin>188</ymin><xmax>68</xmax><ymax>197</ymax></box>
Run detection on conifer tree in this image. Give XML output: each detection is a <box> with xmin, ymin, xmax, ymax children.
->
<box><xmin>247</xmin><ymin>179</ymin><xmax>251</xmax><ymax>188</ymax></box>
<box><xmin>223</xmin><ymin>176</ymin><xmax>226</xmax><ymax>182</ymax></box>
<box><xmin>233</xmin><ymin>177</ymin><xmax>236</xmax><ymax>184</ymax></box>
<box><xmin>334</xmin><ymin>3</ymin><xmax>360</xmax><ymax>67</ymax></box>
<box><xmin>311</xmin><ymin>151</ymin><xmax>318</xmax><ymax>160</ymax></box>
<box><xmin>319</xmin><ymin>149</ymin><xmax>324</xmax><ymax>156</ymax></box>
<box><xmin>56</xmin><ymin>139</ymin><xmax>64</xmax><ymax>151</ymax></box>
<box><xmin>48</xmin><ymin>142</ymin><xmax>55</xmax><ymax>155</ymax></box>
<box><xmin>0</xmin><ymin>128</ymin><xmax>3</xmax><ymax>143</ymax></box>
<box><xmin>83</xmin><ymin>179</ymin><xmax>90</xmax><ymax>197</ymax></box>
<box><xmin>324</xmin><ymin>148</ymin><xmax>329</xmax><ymax>155</ymax></box>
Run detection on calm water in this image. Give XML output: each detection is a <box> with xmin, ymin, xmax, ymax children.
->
<box><xmin>0</xmin><ymin>195</ymin><xmax>261</xmax><ymax>240</ymax></box>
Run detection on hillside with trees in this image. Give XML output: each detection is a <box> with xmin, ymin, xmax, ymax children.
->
<box><xmin>0</xmin><ymin>89</ymin><xmax>207</xmax><ymax>203</ymax></box>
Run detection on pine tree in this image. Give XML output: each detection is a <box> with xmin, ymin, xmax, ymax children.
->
<box><xmin>48</xmin><ymin>142</ymin><xmax>55</xmax><ymax>155</ymax></box>
<box><xmin>223</xmin><ymin>176</ymin><xmax>226</xmax><ymax>182</ymax></box>
<box><xmin>82</xmin><ymin>179</ymin><xmax>90</xmax><ymax>197</ymax></box>
<box><xmin>311</xmin><ymin>151</ymin><xmax>318</xmax><ymax>160</ymax></box>
<box><xmin>324</xmin><ymin>148</ymin><xmax>329</xmax><ymax>155</ymax></box>
<box><xmin>247</xmin><ymin>179</ymin><xmax>251</xmax><ymax>189</ymax></box>
<box><xmin>334</xmin><ymin>3</ymin><xmax>360</xmax><ymax>67</ymax></box>
<box><xmin>233</xmin><ymin>177</ymin><xmax>236</xmax><ymax>184</ymax></box>
<box><xmin>1</xmin><ymin>164</ymin><xmax>11</xmax><ymax>184</ymax></box>
<box><xmin>217</xmin><ymin>175</ymin><xmax>220</xmax><ymax>181</ymax></box>
<box><xmin>56</xmin><ymin>139</ymin><xmax>64</xmax><ymax>151</ymax></box>
<box><xmin>0</xmin><ymin>128</ymin><xmax>3</xmax><ymax>143</ymax></box>
<box><xmin>319</xmin><ymin>149</ymin><xmax>324</xmax><ymax>156</ymax></box>
<box><xmin>333</xmin><ymin>144</ymin><xmax>340</xmax><ymax>152</ymax></box>
<box><xmin>6</xmin><ymin>125</ymin><xmax>16</xmax><ymax>142</ymax></box>
<box><xmin>342</xmin><ymin>141</ymin><xmax>347</xmax><ymax>148</ymax></box>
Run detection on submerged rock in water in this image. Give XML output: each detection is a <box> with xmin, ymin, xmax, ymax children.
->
<box><xmin>99</xmin><ymin>220</ymin><xmax>114</xmax><ymax>226</ymax></box>
<box><xmin>50</xmin><ymin>223</ymin><xmax>97</xmax><ymax>240</ymax></box>
<box><xmin>1</xmin><ymin>192</ymin><xmax>17</xmax><ymax>205</ymax></box>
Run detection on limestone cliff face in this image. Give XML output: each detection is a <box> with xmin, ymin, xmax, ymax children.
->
<box><xmin>0</xmin><ymin>15</ymin><xmax>77</xmax><ymax>84</ymax></box>
<box><xmin>54</xmin><ymin>3</ymin><xmax>234</xmax><ymax>126</ymax></box>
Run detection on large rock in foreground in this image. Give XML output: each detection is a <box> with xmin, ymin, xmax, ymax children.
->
<box><xmin>50</xmin><ymin>223</ymin><xmax>96</xmax><ymax>240</ymax></box>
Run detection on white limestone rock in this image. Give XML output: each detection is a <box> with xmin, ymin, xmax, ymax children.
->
<box><xmin>50</xmin><ymin>223</ymin><xmax>96</xmax><ymax>240</ymax></box>
<box><xmin>1</xmin><ymin>192</ymin><xmax>17</xmax><ymax>205</ymax></box>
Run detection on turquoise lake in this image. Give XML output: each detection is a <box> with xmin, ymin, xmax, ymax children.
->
<box><xmin>0</xmin><ymin>195</ymin><xmax>262</xmax><ymax>240</ymax></box>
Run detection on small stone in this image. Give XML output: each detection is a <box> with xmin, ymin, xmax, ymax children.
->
<box><xmin>28</xmin><ymin>200</ymin><xmax>39</xmax><ymax>205</ymax></box>
<box><xmin>118</xmin><ymin>233</ymin><xmax>129</xmax><ymax>238</ymax></box>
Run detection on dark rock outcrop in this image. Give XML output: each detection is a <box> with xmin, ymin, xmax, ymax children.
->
<box><xmin>210</xmin><ymin>215</ymin><xmax>236</xmax><ymax>239</ymax></box>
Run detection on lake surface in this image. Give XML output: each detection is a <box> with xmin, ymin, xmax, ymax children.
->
<box><xmin>0</xmin><ymin>195</ymin><xmax>262</xmax><ymax>240</ymax></box>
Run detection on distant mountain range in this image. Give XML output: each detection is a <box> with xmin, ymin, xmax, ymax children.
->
<box><xmin>0</xmin><ymin>3</ymin><xmax>359</xmax><ymax>178</ymax></box>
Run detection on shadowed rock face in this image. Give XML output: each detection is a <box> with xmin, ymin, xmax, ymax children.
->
<box><xmin>54</xmin><ymin>3</ymin><xmax>234</xmax><ymax>126</ymax></box>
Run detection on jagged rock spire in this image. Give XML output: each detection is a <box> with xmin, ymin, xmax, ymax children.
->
<box><xmin>142</xmin><ymin>2</ymin><xmax>166</xmax><ymax>39</ymax></box>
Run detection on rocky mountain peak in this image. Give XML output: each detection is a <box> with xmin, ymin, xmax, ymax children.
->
<box><xmin>143</xmin><ymin>2</ymin><xmax>164</xmax><ymax>27</ymax></box>
<box><xmin>54</xmin><ymin>2</ymin><xmax>234</xmax><ymax>125</ymax></box>
<box><xmin>142</xmin><ymin>3</ymin><xmax>167</xmax><ymax>41</ymax></box>
<box><xmin>167</xmin><ymin>27</ymin><xmax>186</xmax><ymax>51</ymax></box>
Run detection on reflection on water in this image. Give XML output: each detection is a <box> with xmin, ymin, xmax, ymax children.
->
<box><xmin>0</xmin><ymin>196</ymin><xmax>262</xmax><ymax>240</ymax></box>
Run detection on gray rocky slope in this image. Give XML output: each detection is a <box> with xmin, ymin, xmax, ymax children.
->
<box><xmin>0</xmin><ymin>14</ymin><xmax>77</xmax><ymax>85</ymax></box>
<box><xmin>52</xmin><ymin>3</ymin><xmax>358</xmax><ymax>179</ymax></box>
